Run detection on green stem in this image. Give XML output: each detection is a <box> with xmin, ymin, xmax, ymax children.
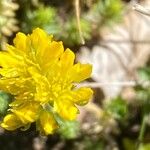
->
<box><xmin>136</xmin><ymin>114</ymin><xmax>147</xmax><ymax>149</ymax></box>
<box><xmin>138</xmin><ymin>114</ymin><xmax>147</xmax><ymax>142</ymax></box>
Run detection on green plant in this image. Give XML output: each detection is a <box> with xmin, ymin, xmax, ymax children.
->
<box><xmin>104</xmin><ymin>96</ymin><xmax>128</xmax><ymax>121</ymax></box>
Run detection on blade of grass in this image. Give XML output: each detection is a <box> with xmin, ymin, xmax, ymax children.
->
<box><xmin>74</xmin><ymin>0</ymin><xmax>85</xmax><ymax>45</ymax></box>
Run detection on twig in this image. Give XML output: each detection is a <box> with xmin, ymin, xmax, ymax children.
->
<box><xmin>133</xmin><ymin>4</ymin><xmax>150</xmax><ymax>17</ymax></box>
<box><xmin>74</xmin><ymin>0</ymin><xmax>85</xmax><ymax>44</ymax></box>
<box><xmin>101</xmin><ymin>39</ymin><xmax>150</xmax><ymax>44</ymax></box>
<box><xmin>78</xmin><ymin>81</ymin><xmax>150</xmax><ymax>88</ymax></box>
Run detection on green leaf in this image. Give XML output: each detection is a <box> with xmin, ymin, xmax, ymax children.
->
<box><xmin>92</xmin><ymin>0</ymin><xmax>124</xmax><ymax>26</ymax></box>
<box><xmin>0</xmin><ymin>91</ymin><xmax>12</xmax><ymax>116</ymax></box>
<box><xmin>105</xmin><ymin>96</ymin><xmax>128</xmax><ymax>120</ymax></box>
<box><xmin>21</xmin><ymin>5</ymin><xmax>60</xmax><ymax>35</ymax></box>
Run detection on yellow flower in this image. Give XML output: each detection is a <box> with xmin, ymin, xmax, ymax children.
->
<box><xmin>0</xmin><ymin>28</ymin><xmax>93</xmax><ymax>135</ymax></box>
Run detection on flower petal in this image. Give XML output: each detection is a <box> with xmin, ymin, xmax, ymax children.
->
<box><xmin>71</xmin><ymin>87</ymin><xmax>93</xmax><ymax>105</ymax></box>
<box><xmin>69</xmin><ymin>63</ymin><xmax>92</xmax><ymax>82</ymax></box>
<box><xmin>60</xmin><ymin>48</ymin><xmax>75</xmax><ymax>70</ymax></box>
<box><xmin>12</xmin><ymin>102</ymin><xmax>41</xmax><ymax>124</ymax></box>
<box><xmin>13</xmin><ymin>32</ymin><xmax>27</xmax><ymax>53</ymax></box>
<box><xmin>41</xmin><ymin>41</ymin><xmax>64</xmax><ymax>70</ymax></box>
<box><xmin>0</xmin><ymin>51</ymin><xmax>20</xmax><ymax>68</ymax></box>
<box><xmin>54</xmin><ymin>99</ymin><xmax>79</xmax><ymax>120</ymax></box>
<box><xmin>28</xmin><ymin>67</ymin><xmax>51</xmax><ymax>103</ymax></box>
<box><xmin>38</xmin><ymin>110</ymin><xmax>58</xmax><ymax>135</ymax></box>
<box><xmin>29</xmin><ymin>28</ymin><xmax>52</xmax><ymax>51</ymax></box>
<box><xmin>1</xmin><ymin>114</ymin><xmax>23</xmax><ymax>130</ymax></box>
<box><xmin>0</xmin><ymin>68</ymin><xmax>21</xmax><ymax>78</ymax></box>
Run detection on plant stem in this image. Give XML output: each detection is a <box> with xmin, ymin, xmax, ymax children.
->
<box><xmin>74</xmin><ymin>0</ymin><xmax>85</xmax><ymax>44</ymax></box>
<box><xmin>138</xmin><ymin>114</ymin><xmax>147</xmax><ymax>142</ymax></box>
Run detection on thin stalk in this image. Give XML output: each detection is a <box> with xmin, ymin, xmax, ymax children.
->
<box><xmin>74</xmin><ymin>0</ymin><xmax>85</xmax><ymax>44</ymax></box>
<box><xmin>138</xmin><ymin>115</ymin><xmax>147</xmax><ymax>142</ymax></box>
<box><xmin>136</xmin><ymin>114</ymin><xmax>147</xmax><ymax>149</ymax></box>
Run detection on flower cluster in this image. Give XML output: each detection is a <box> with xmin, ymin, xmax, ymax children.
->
<box><xmin>0</xmin><ymin>28</ymin><xmax>93</xmax><ymax>135</ymax></box>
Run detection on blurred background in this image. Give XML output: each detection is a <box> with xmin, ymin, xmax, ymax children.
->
<box><xmin>0</xmin><ymin>0</ymin><xmax>150</xmax><ymax>149</ymax></box>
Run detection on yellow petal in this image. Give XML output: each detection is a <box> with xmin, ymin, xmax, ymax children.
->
<box><xmin>41</xmin><ymin>41</ymin><xmax>64</xmax><ymax>69</ymax></box>
<box><xmin>0</xmin><ymin>51</ymin><xmax>20</xmax><ymax>68</ymax></box>
<box><xmin>13</xmin><ymin>32</ymin><xmax>27</xmax><ymax>53</ymax></box>
<box><xmin>54</xmin><ymin>99</ymin><xmax>78</xmax><ymax>120</ymax></box>
<box><xmin>71</xmin><ymin>87</ymin><xmax>93</xmax><ymax>105</ymax></box>
<box><xmin>1</xmin><ymin>114</ymin><xmax>23</xmax><ymax>131</ymax></box>
<box><xmin>0</xmin><ymin>77</ymin><xmax>33</xmax><ymax>95</ymax></box>
<box><xmin>69</xmin><ymin>63</ymin><xmax>92</xmax><ymax>82</ymax></box>
<box><xmin>28</xmin><ymin>28</ymin><xmax>53</xmax><ymax>59</ymax></box>
<box><xmin>28</xmin><ymin>67</ymin><xmax>51</xmax><ymax>103</ymax></box>
<box><xmin>60</xmin><ymin>48</ymin><xmax>75</xmax><ymax>70</ymax></box>
<box><xmin>0</xmin><ymin>68</ymin><xmax>21</xmax><ymax>78</ymax></box>
<box><xmin>12</xmin><ymin>102</ymin><xmax>40</xmax><ymax>124</ymax></box>
<box><xmin>39</xmin><ymin>110</ymin><xmax>58</xmax><ymax>135</ymax></box>
<box><xmin>29</xmin><ymin>28</ymin><xmax>52</xmax><ymax>50</ymax></box>
<box><xmin>27</xmin><ymin>28</ymin><xmax>64</xmax><ymax>71</ymax></box>
<box><xmin>0</xmin><ymin>78</ymin><xmax>22</xmax><ymax>95</ymax></box>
